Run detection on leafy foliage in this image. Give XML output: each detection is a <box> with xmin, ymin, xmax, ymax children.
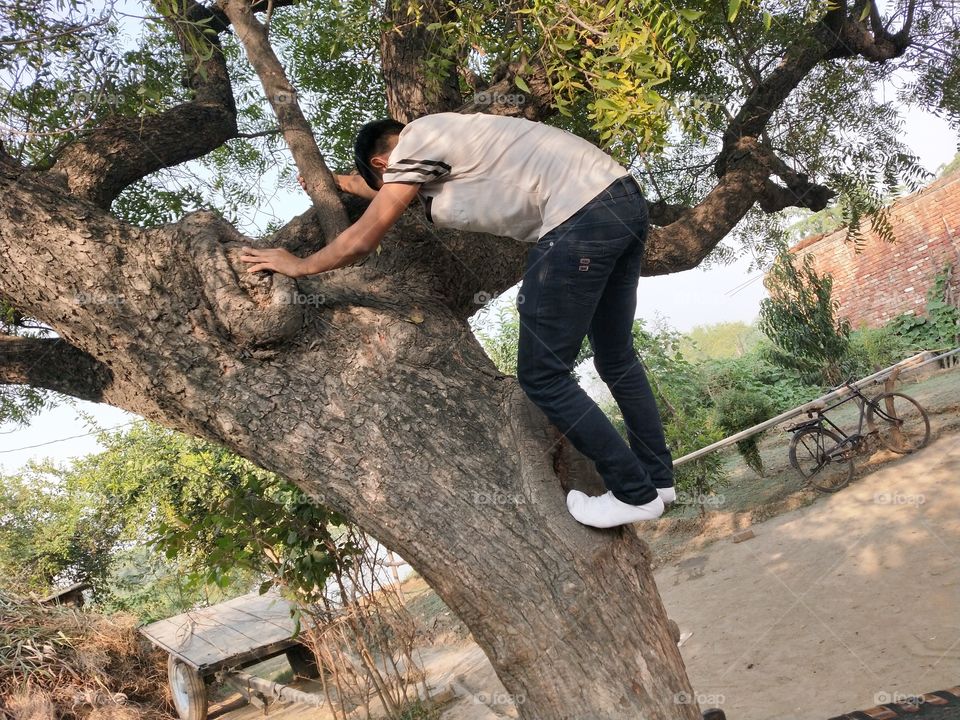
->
<box><xmin>843</xmin><ymin>324</ymin><xmax>916</xmax><ymax>376</ymax></box>
<box><xmin>0</xmin><ymin>423</ymin><xmax>356</xmax><ymax>619</ymax></box>
<box><xmin>939</xmin><ymin>152</ymin><xmax>960</xmax><ymax>177</ymax></box>
<box><xmin>623</xmin><ymin>321</ymin><xmax>726</xmax><ymax>499</ymax></box>
<box><xmin>888</xmin><ymin>264</ymin><xmax>960</xmax><ymax>351</ymax></box>
<box><xmin>700</xmin><ymin>348</ymin><xmax>820</xmax><ymax>475</ymax></box>
<box><xmin>473</xmin><ymin>303</ymin><xmax>522</xmax><ymax>376</ymax></box>
<box><xmin>0</xmin><ymin>301</ymin><xmax>50</xmax><ymax>427</ymax></box>
<box><xmin>759</xmin><ymin>251</ymin><xmax>851</xmax><ymax>386</ymax></box>
<box><xmin>518</xmin><ymin>0</ymin><xmax>702</xmax><ymax>151</ymax></box>
<box><xmin>901</xmin><ymin>0</ymin><xmax>960</xmax><ymax>134</ymax></box>
<box><xmin>702</xmin><ymin>347</ymin><xmax>821</xmax><ymax>417</ymax></box>
<box><xmin>473</xmin><ymin>300</ymin><xmax>591</xmax><ymax>375</ymax></box>
<box><xmin>1</xmin><ymin>0</ymin><xmax>950</xmax><ymax>256</ymax></box>
<box><xmin>0</xmin><ymin>386</ymin><xmax>47</xmax><ymax>427</ymax></box>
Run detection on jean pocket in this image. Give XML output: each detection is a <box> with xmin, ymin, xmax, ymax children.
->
<box><xmin>562</xmin><ymin>238</ymin><xmax>617</xmax><ymax>305</ymax></box>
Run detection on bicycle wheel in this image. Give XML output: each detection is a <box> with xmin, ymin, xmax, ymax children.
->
<box><xmin>866</xmin><ymin>392</ymin><xmax>931</xmax><ymax>453</ymax></box>
<box><xmin>789</xmin><ymin>426</ymin><xmax>853</xmax><ymax>493</ymax></box>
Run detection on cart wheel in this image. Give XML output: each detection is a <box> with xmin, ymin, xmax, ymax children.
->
<box><xmin>168</xmin><ymin>655</ymin><xmax>208</xmax><ymax>720</ymax></box>
<box><xmin>286</xmin><ymin>644</ymin><xmax>320</xmax><ymax>679</ymax></box>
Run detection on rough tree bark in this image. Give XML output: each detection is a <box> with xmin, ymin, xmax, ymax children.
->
<box><xmin>0</xmin><ymin>0</ymin><xmax>916</xmax><ymax>717</ymax></box>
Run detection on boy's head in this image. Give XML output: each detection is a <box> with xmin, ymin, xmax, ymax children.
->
<box><xmin>354</xmin><ymin>118</ymin><xmax>405</xmax><ymax>190</ymax></box>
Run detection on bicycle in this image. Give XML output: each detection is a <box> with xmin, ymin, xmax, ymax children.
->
<box><xmin>786</xmin><ymin>379</ymin><xmax>931</xmax><ymax>493</ymax></box>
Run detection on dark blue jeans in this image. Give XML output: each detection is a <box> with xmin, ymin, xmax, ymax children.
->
<box><xmin>516</xmin><ymin>175</ymin><xmax>674</xmax><ymax>505</ymax></box>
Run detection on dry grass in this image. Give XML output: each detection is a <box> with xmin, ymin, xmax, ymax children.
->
<box><xmin>0</xmin><ymin>593</ymin><xmax>173</xmax><ymax>720</ymax></box>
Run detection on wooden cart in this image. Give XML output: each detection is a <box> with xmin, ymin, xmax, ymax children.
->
<box><xmin>140</xmin><ymin>592</ymin><xmax>320</xmax><ymax>720</ymax></box>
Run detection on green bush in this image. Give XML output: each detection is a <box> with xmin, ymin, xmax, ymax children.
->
<box><xmin>627</xmin><ymin>322</ymin><xmax>728</xmax><ymax>504</ymax></box>
<box><xmin>844</xmin><ymin>325</ymin><xmax>915</xmax><ymax>377</ymax></box>
<box><xmin>704</xmin><ymin>349</ymin><xmax>821</xmax><ymax>415</ymax></box>
<box><xmin>887</xmin><ymin>264</ymin><xmax>959</xmax><ymax>352</ymax></box>
<box><xmin>712</xmin><ymin>388</ymin><xmax>774</xmax><ymax>475</ymax></box>
<box><xmin>700</xmin><ymin>350</ymin><xmax>820</xmax><ymax>475</ymax></box>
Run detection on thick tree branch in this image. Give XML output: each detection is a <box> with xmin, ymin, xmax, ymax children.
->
<box><xmin>827</xmin><ymin>8</ymin><xmax>914</xmax><ymax>61</ymax></box>
<box><xmin>380</xmin><ymin>0</ymin><xmax>463</xmax><ymax>122</ymax></box>
<box><xmin>643</xmin><ymin>140</ymin><xmax>833</xmax><ymax>272</ymax></box>
<box><xmin>220</xmin><ymin>0</ymin><xmax>349</xmax><ymax>241</ymax></box>
<box><xmin>268</xmin><ymin>193</ymin><xmax>528</xmax><ymax>320</ymax></box>
<box><xmin>49</xmin><ymin>0</ymin><xmax>238</xmax><ymax>208</ymax></box>
<box><xmin>458</xmin><ymin>63</ymin><xmax>554</xmax><ymax>119</ymax></box>
<box><xmin>646</xmin><ymin>200</ymin><xmax>692</xmax><ymax>227</ymax></box>
<box><xmin>757</xmin><ymin>148</ymin><xmax>835</xmax><ymax>212</ymax></box>
<box><xmin>0</xmin><ymin>336</ymin><xmax>111</xmax><ymax>402</ymax></box>
<box><xmin>642</xmin><ymin>138</ymin><xmax>776</xmax><ymax>275</ymax></box>
<box><xmin>720</xmin><ymin>0</ymin><xmax>916</xmax><ymax>177</ymax></box>
<box><xmin>716</xmin><ymin>4</ymin><xmax>848</xmax><ymax>176</ymax></box>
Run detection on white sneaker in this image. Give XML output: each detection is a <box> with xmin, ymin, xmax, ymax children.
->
<box><xmin>566</xmin><ymin>490</ymin><xmax>664</xmax><ymax>529</ymax></box>
<box><xmin>658</xmin><ymin>486</ymin><xmax>676</xmax><ymax>504</ymax></box>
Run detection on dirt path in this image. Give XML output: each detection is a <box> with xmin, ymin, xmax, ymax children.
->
<box><xmin>659</xmin><ymin>432</ymin><xmax>960</xmax><ymax>719</ymax></box>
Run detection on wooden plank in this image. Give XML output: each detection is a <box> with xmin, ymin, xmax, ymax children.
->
<box><xmin>139</xmin><ymin>592</ymin><xmax>306</xmax><ymax>672</ymax></box>
<box><xmin>202</xmin><ymin>606</ymin><xmax>293</xmax><ymax>647</ymax></box>
<box><xmin>201</xmin><ymin>638</ymin><xmax>300</xmax><ymax>675</ymax></box>
<box><xmin>142</xmin><ymin>612</ymin><xmax>271</xmax><ymax>670</ymax></box>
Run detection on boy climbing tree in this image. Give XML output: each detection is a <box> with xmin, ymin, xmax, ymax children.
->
<box><xmin>242</xmin><ymin>112</ymin><xmax>676</xmax><ymax>528</ymax></box>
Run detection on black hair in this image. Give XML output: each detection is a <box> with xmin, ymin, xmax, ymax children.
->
<box><xmin>354</xmin><ymin>118</ymin><xmax>406</xmax><ymax>190</ymax></box>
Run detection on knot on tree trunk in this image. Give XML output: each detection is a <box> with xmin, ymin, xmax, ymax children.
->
<box><xmin>182</xmin><ymin>211</ymin><xmax>304</xmax><ymax>347</ymax></box>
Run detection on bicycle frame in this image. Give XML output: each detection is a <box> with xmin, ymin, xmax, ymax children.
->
<box><xmin>795</xmin><ymin>380</ymin><xmax>898</xmax><ymax>449</ymax></box>
<box><xmin>787</xmin><ymin>379</ymin><xmax>928</xmax><ymax>492</ymax></box>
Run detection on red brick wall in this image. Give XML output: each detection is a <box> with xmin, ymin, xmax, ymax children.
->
<box><xmin>789</xmin><ymin>173</ymin><xmax>960</xmax><ymax>329</ymax></box>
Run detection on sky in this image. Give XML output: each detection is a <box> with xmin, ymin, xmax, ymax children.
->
<box><xmin>1</xmin><ymin>91</ymin><xmax>957</xmax><ymax>475</ymax></box>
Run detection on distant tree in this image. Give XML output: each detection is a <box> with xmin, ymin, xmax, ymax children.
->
<box><xmin>680</xmin><ymin>321</ymin><xmax>763</xmax><ymax>360</ymax></box>
<box><xmin>0</xmin><ymin>423</ymin><xmax>353</xmax><ymax>619</ymax></box>
<box><xmin>938</xmin><ymin>152</ymin><xmax>960</xmax><ymax>177</ymax></box>
<box><xmin>785</xmin><ymin>204</ymin><xmax>848</xmax><ymax>244</ymax></box>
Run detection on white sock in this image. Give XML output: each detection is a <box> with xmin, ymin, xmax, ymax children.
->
<box><xmin>566</xmin><ymin>490</ymin><xmax>664</xmax><ymax>529</ymax></box>
<box><xmin>658</xmin><ymin>486</ymin><xmax>676</xmax><ymax>504</ymax></box>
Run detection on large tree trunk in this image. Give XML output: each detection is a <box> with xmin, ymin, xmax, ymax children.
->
<box><xmin>0</xmin><ymin>163</ymin><xmax>699</xmax><ymax>719</ymax></box>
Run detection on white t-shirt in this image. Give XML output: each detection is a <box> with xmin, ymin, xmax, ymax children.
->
<box><xmin>381</xmin><ymin>113</ymin><xmax>628</xmax><ymax>243</ymax></box>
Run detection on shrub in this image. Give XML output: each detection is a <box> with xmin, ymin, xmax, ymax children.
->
<box><xmin>887</xmin><ymin>264</ymin><xmax>959</xmax><ymax>352</ymax></box>
<box><xmin>759</xmin><ymin>252</ymin><xmax>851</xmax><ymax>386</ymax></box>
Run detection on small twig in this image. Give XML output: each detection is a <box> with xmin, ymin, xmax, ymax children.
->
<box><xmin>263</xmin><ymin>0</ymin><xmax>275</xmax><ymax>33</ymax></box>
<box><xmin>235</xmin><ymin>127</ymin><xmax>281</xmax><ymax>139</ymax></box>
<box><xmin>0</xmin><ymin>16</ymin><xmax>109</xmax><ymax>46</ymax></box>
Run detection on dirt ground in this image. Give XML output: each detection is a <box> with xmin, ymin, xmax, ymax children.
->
<box><xmin>659</xmin><ymin>429</ymin><xmax>960</xmax><ymax>719</ymax></box>
<box><xmin>215</xmin><ymin>369</ymin><xmax>960</xmax><ymax>720</ymax></box>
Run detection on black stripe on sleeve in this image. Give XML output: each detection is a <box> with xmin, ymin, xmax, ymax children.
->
<box><xmin>384</xmin><ymin>165</ymin><xmax>449</xmax><ymax>178</ymax></box>
<box><xmin>392</xmin><ymin>158</ymin><xmax>452</xmax><ymax>172</ymax></box>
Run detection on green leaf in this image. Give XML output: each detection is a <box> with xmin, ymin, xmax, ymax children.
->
<box><xmin>514</xmin><ymin>75</ymin><xmax>530</xmax><ymax>93</ymax></box>
<box><xmin>727</xmin><ymin>0</ymin><xmax>742</xmax><ymax>22</ymax></box>
<box><xmin>858</xmin><ymin>2</ymin><xmax>871</xmax><ymax>21</ymax></box>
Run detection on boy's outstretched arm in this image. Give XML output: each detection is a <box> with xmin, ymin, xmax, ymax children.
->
<box><xmin>300</xmin><ymin>173</ymin><xmax>378</xmax><ymax>200</ymax></box>
<box><xmin>240</xmin><ymin>182</ymin><xmax>420</xmax><ymax>277</ymax></box>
